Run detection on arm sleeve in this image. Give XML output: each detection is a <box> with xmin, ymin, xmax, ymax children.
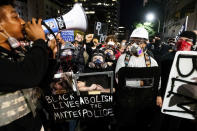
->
<box><xmin>115</xmin><ymin>54</ymin><xmax>126</xmax><ymax>74</ymax></box>
<box><xmin>0</xmin><ymin>39</ymin><xmax>48</xmax><ymax>92</ymax></box>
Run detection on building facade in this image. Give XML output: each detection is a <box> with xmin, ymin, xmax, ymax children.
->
<box><xmin>62</xmin><ymin>0</ymin><xmax>120</xmax><ymax>34</ymax></box>
<box><xmin>15</xmin><ymin>0</ymin><xmax>28</xmax><ymax>21</ymax></box>
<box><xmin>163</xmin><ymin>0</ymin><xmax>197</xmax><ymax>38</ymax></box>
<box><xmin>16</xmin><ymin>0</ymin><xmax>120</xmax><ymax>39</ymax></box>
<box><xmin>15</xmin><ymin>0</ymin><xmax>63</xmax><ymax>21</ymax></box>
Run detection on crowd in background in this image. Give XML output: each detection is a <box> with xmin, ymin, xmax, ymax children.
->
<box><xmin>1</xmin><ymin>1</ymin><xmax>197</xmax><ymax>131</ymax></box>
<box><xmin>40</xmin><ymin>27</ymin><xmax>197</xmax><ymax>131</ymax></box>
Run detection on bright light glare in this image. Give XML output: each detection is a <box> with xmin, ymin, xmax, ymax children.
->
<box><xmin>144</xmin><ymin>22</ymin><xmax>151</xmax><ymax>26</ymax></box>
<box><xmin>146</xmin><ymin>13</ymin><xmax>155</xmax><ymax>22</ymax></box>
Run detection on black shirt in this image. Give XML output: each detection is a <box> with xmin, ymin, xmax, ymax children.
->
<box><xmin>0</xmin><ymin>39</ymin><xmax>48</xmax><ymax>92</ymax></box>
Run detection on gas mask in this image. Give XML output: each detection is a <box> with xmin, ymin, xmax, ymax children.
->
<box><xmin>104</xmin><ymin>49</ymin><xmax>116</xmax><ymax>61</ymax></box>
<box><xmin>89</xmin><ymin>55</ymin><xmax>107</xmax><ymax>69</ymax></box>
<box><xmin>176</xmin><ymin>39</ymin><xmax>192</xmax><ymax>51</ymax></box>
<box><xmin>127</xmin><ymin>43</ymin><xmax>142</xmax><ymax>56</ymax></box>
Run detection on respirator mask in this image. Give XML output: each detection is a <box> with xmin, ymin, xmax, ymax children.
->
<box><xmin>104</xmin><ymin>49</ymin><xmax>116</xmax><ymax>61</ymax></box>
<box><xmin>127</xmin><ymin>43</ymin><xmax>143</xmax><ymax>56</ymax></box>
<box><xmin>89</xmin><ymin>55</ymin><xmax>107</xmax><ymax>69</ymax></box>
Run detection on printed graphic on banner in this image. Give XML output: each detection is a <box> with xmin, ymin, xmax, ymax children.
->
<box><xmin>75</xmin><ymin>71</ymin><xmax>114</xmax><ymax>94</ymax></box>
<box><xmin>44</xmin><ymin>71</ymin><xmax>114</xmax><ymax>121</ymax></box>
<box><xmin>45</xmin><ymin>93</ymin><xmax>114</xmax><ymax>121</ymax></box>
<box><xmin>56</xmin><ymin>16</ymin><xmax>66</xmax><ymax>30</ymax></box>
<box><xmin>60</xmin><ymin>30</ymin><xmax>74</xmax><ymax>42</ymax></box>
<box><xmin>43</xmin><ymin>18</ymin><xmax>59</xmax><ymax>34</ymax></box>
<box><xmin>162</xmin><ymin>51</ymin><xmax>197</xmax><ymax>120</ymax></box>
<box><xmin>94</xmin><ymin>22</ymin><xmax>108</xmax><ymax>43</ymax></box>
<box><xmin>50</xmin><ymin>72</ymin><xmax>76</xmax><ymax>95</ymax></box>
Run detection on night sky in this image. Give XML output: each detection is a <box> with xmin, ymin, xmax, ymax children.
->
<box><xmin>119</xmin><ymin>0</ymin><xmax>144</xmax><ymax>31</ymax></box>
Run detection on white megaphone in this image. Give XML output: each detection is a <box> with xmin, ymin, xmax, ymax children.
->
<box><xmin>42</xmin><ymin>3</ymin><xmax>88</xmax><ymax>34</ymax></box>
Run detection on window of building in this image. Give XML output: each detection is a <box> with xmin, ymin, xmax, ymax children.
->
<box><xmin>180</xmin><ymin>1</ymin><xmax>195</xmax><ymax>18</ymax></box>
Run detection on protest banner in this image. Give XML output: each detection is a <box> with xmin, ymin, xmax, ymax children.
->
<box><xmin>60</xmin><ymin>30</ymin><xmax>74</xmax><ymax>42</ymax></box>
<box><xmin>94</xmin><ymin>22</ymin><xmax>108</xmax><ymax>43</ymax></box>
<box><xmin>43</xmin><ymin>71</ymin><xmax>115</xmax><ymax>122</ymax></box>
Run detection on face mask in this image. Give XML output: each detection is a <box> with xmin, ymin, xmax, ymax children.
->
<box><xmin>8</xmin><ymin>37</ymin><xmax>21</xmax><ymax>48</ymax></box>
<box><xmin>94</xmin><ymin>59</ymin><xmax>102</xmax><ymax>65</ymax></box>
<box><xmin>89</xmin><ymin>59</ymin><xmax>107</xmax><ymax>69</ymax></box>
<box><xmin>61</xmin><ymin>49</ymin><xmax>73</xmax><ymax>56</ymax></box>
<box><xmin>0</xmin><ymin>28</ymin><xmax>21</xmax><ymax>49</ymax></box>
<box><xmin>176</xmin><ymin>40</ymin><xmax>192</xmax><ymax>51</ymax></box>
<box><xmin>107</xmin><ymin>41</ymin><xmax>115</xmax><ymax>46</ymax></box>
<box><xmin>155</xmin><ymin>39</ymin><xmax>161</xmax><ymax>44</ymax></box>
<box><xmin>121</xmin><ymin>42</ymin><xmax>126</xmax><ymax>46</ymax></box>
<box><xmin>106</xmin><ymin>52</ymin><xmax>111</xmax><ymax>56</ymax></box>
<box><xmin>130</xmin><ymin>43</ymin><xmax>142</xmax><ymax>56</ymax></box>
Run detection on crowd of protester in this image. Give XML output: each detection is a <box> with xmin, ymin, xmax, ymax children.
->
<box><xmin>1</xmin><ymin>0</ymin><xmax>197</xmax><ymax>131</ymax></box>
<box><xmin>40</xmin><ymin>27</ymin><xmax>197</xmax><ymax>131</ymax></box>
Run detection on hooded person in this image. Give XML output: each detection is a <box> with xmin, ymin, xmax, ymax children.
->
<box><xmin>159</xmin><ymin>31</ymin><xmax>197</xmax><ymax>103</ymax></box>
<box><xmin>0</xmin><ymin>0</ymin><xmax>49</xmax><ymax>130</ymax></box>
<box><xmin>87</xmin><ymin>49</ymin><xmax>108</xmax><ymax>71</ymax></box>
<box><xmin>154</xmin><ymin>31</ymin><xmax>197</xmax><ymax>131</ymax></box>
<box><xmin>176</xmin><ymin>31</ymin><xmax>196</xmax><ymax>51</ymax></box>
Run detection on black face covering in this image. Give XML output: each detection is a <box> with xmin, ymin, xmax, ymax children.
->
<box><xmin>155</xmin><ymin>39</ymin><xmax>161</xmax><ymax>46</ymax></box>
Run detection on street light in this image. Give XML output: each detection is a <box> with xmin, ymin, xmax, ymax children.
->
<box><xmin>146</xmin><ymin>13</ymin><xmax>160</xmax><ymax>33</ymax></box>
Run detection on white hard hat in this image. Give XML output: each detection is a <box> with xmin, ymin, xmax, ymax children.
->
<box><xmin>130</xmin><ymin>27</ymin><xmax>149</xmax><ymax>40</ymax></box>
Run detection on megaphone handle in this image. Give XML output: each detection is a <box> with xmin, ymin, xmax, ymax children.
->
<box><xmin>41</xmin><ymin>21</ymin><xmax>61</xmax><ymax>62</ymax></box>
<box><xmin>41</xmin><ymin>21</ymin><xmax>56</xmax><ymax>40</ymax></box>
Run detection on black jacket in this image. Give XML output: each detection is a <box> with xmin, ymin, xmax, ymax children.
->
<box><xmin>0</xmin><ymin>39</ymin><xmax>48</xmax><ymax>92</ymax></box>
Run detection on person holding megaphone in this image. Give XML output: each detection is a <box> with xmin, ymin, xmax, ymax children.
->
<box><xmin>0</xmin><ymin>0</ymin><xmax>50</xmax><ymax>131</ymax></box>
<box><xmin>0</xmin><ymin>0</ymin><xmax>88</xmax><ymax>130</ymax></box>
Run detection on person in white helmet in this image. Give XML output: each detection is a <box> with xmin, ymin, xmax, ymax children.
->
<box><xmin>115</xmin><ymin>27</ymin><xmax>158</xmax><ymax>79</ymax></box>
<box><xmin>114</xmin><ymin>27</ymin><xmax>160</xmax><ymax>131</ymax></box>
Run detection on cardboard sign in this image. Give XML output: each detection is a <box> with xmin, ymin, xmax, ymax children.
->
<box><xmin>44</xmin><ymin>93</ymin><xmax>114</xmax><ymax>121</ymax></box>
<box><xmin>94</xmin><ymin>22</ymin><xmax>108</xmax><ymax>43</ymax></box>
<box><xmin>60</xmin><ymin>30</ymin><xmax>74</xmax><ymax>42</ymax></box>
<box><xmin>162</xmin><ymin>51</ymin><xmax>197</xmax><ymax>119</ymax></box>
<box><xmin>44</xmin><ymin>71</ymin><xmax>115</xmax><ymax>121</ymax></box>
